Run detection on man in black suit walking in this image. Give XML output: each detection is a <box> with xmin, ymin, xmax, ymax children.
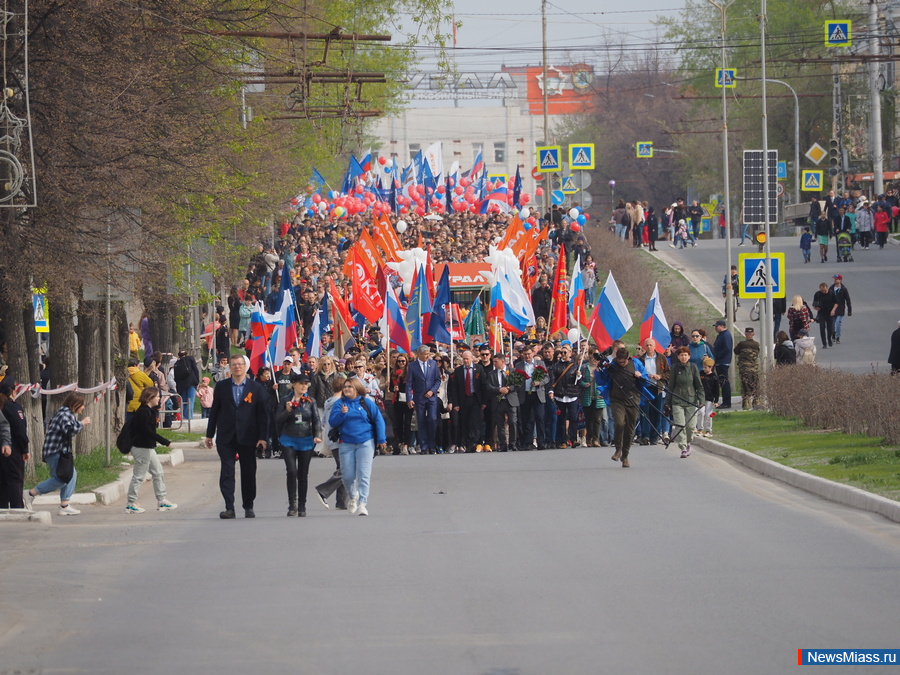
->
<box><xmin>485</xmin><ymin>353</ymin><xmax>521</xmax><ymax>452</ymax></box>
<box><xmin>205</xmin><ymin>354</ymin><xmax>269</xmax><ymax>519</ymax></box>
<box><xmin>448</xmin><ymin>350</ymin><xmax>485</xmax><ymax>453</ymax></box>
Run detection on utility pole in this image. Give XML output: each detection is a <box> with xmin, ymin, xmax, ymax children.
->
<box><xmin>760</xmin><ymin>0</ymin><xmax>775</xmax><ymax>398</ymax></box>
<box><xmin>870</xmin><ymin>0</ymin><xmax>885</xmax><ymax>195</ymax></box>
<box><xmin>542</xmin><ymin>0</ymin><xmax>550</xmax><ymax>220</ymax></box>
<box><xmin>708</xmin><ymin>0</ymin><xmax>737</xmax><ymax>343</ymax></box>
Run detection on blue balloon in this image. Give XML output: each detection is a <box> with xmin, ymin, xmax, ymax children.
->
<box><xmin>523</xmin><ymin>222</ymin><xmax>532</xmax><ymax>231</ymax></box>
<box><xmin>577</xmin><ymin>215</ymin><xmax>586</xmax><ymax>225</ymax></box>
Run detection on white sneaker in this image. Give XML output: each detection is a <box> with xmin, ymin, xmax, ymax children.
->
<box><xmin>158</xmin><ymin>501</ymin><xmax>178</xmax><ymax>511</ymax></box>
<box><xmin>357</xmin><ymin>503</ymin><xmax>368</xmax><ymax>516</ymax></box>
<box><xmin>347</xmin><ymin>498</ymin><xmax>358</xmax><ymax>515</ymax></box>
<box><xmin>22</xmin><ymin>489</ymin><xmax>34</xmax><ymax>511</ymax></box>
<box><xmin>399</xmin><ymin>445</ymin><xmax>409</xmax><ymax>455</ymax></box>
<box><xmin>125</xmin><ymin>503</ymin><xmax>146</xmax><ymax>514</ymax></box>
<box><xmin>58</xmin><ymin>504</ymin><xmax>81</xmax><ymax>516</ymax></box>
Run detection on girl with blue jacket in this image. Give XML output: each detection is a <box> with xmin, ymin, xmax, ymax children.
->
<box><xmin>329</xmin><ymin>378</ymin><xmax>386</xmax><ymax>516</ymax></box>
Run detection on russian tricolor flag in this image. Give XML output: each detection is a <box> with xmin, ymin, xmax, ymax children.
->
<box><xmin>588</xmin><ymin>272</ymin><xmax>632</xmax><ymax>351</ymax></box>
<box><xmin>380</xmin><ymin>284</ymin><xmax>411</xmax><ymax>354</ymax></box>
<box><xmin>304</xmin><ymin>308</ymin><xmax>322</xmax><ymax>360</ymax></box>
<box><xmin>639</xmin><ymin>283</ymin><xmax>671</xmax><ymax>352</ymax></box>
<box><xmin>569</xmin><ymin>256</ymin><xmax>587</xmax><ymax>326</ymax></box>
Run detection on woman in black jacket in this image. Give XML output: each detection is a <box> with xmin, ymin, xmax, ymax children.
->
<box><xmin>0</xmin><ymin>381</ymin><xmax>28</xmax><ymax>509</ymax></box>
<box><xmin>126</xmin><ymin>387</ymin><xmax>177</xmax><ymax>514</ymax></box>
<box><xmin>276</xmin><ymin>374</ymin><xmax>322</xmax><ymax>517</ymax></box>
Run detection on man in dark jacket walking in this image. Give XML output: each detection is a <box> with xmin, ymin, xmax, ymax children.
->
<box><xmin>828</xmin><ymin>274</ymin><xmax>852</xmax><ymax>344</ymax></box>
<box><xmin>531</xmin><ymin>274</ymin><xmax>552</xmax><ymax>323</ymax></box>
<box><xmin>172</xmin><ymin>349</ymin><xmax>201</xmax><ymax>421</ymax></box>
<box><xmin>711</xmin><ymin>320</ymin><xmax>733</xmax><ymax>408</ymax></box>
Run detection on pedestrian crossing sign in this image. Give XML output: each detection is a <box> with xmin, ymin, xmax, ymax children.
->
<box><xmin>716</xmin><ymin>68</ymin><xmax>736</xmax><ymax>88</ymax></box>
<box><xmin>825</xmin><ymin>21</ymin><xmax>851</xmax><ymax>47</ymax></box>
<box><xmin>738</xmin><ymin>252</ymin><xmax>786</xmax><ymax>299</ymax></box>
<box><xmin>636</xmin><ymin>141</ymin><xmax>653</xmax><ymax>158</ymax></box>
<box><xmin>536</xmin><ymin>146</ymin><xmax>561</xmax><ymax>172</ymax></box>
<box><xmin>561</xmin><ymin>175</ymin><xmax>578</xmax><ymax>194</ymax></box>
<box><xmin>569</xmin><ymin>143</ymin><xmax>595</xmax><ymax>170</ymax></box>
<box><xmin>487</xmin><ymin>173</ymin><xmax>508</xmax><ymax>186</ymax></box>
<box><xmin>801</xmin><ymin>170</ymin><xmax>823</xmax><ymax>191</ymax></box>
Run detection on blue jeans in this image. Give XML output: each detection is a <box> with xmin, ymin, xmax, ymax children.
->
<box><xmin>339</xmin><ymin>439</ymin><xmax>375</xmax><ymax>504</ymax></box>
<box><xmin>544</xmin><ymin>398</ymin><xmax>558</xmax><ymax>446</ymax></box>
<box><xmin>35</xmin><ymin>452</ymin><xmax>77</xmax><ymax>502</ymax></box>
<box><xmin>640</xmin><ymin>390</ymin><xmax>663</xmax><ymax>443</ymax></box>
<box><xmin>181</xmin><ymin>386</ymin><xmax>197</xmax><ymax>420</ymax></box>
<box><xmin>740</xmin><ymin>224</ymin><xmax>751</xmax><ymax>243</ymax></box>
<box><xmin>833</xmin><ymin>315</ymin><xmax>844</xmax><ymax>340</ymax></box>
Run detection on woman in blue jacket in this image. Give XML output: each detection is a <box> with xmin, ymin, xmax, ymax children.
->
<box><xmin>329</xmin><ymin>378</ymin><xmax>386</xmax><ymax>516</ymax></box>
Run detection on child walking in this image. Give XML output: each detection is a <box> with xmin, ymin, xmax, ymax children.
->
<box><xmin>699</xmin><ymin>357</ymin><xmax>720</xmax><ymax>437</ymax></box>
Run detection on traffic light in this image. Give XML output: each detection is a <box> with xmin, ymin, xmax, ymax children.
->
<box><xmin>829</xmin><ymin>138</ymin><xmax>840</xmax><ymax>177</ymax></box>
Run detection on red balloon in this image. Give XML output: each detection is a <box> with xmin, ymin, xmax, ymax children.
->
<box><xmin>378</xmin><ymin>156</ymin><xmax>387</xmax><ymax>165</ymax></box>
<box><xmin>354</xmin><ymin>185</ymin><xmax>364</xmax><ymax>195</ymax></box>
<box><xmin>415</xmin><ymin>206</ymin><xmax>425</xmax><ymax>216</ymax></box>
<box><xmin>465</xmin><ymin>193</ymin><xmax>475</xmax><ymax>203</ymax></box>
<box><xmin>290</xmin><ymin>197</ymin><xmax>299</xmax><ymax>206</ymax></box>
<box><xmin>520</xmin><ymin>193</ymin><xmax>531</xmax><ymax>205</ymax></box>
<box><xmin>527</xmin><ymin>217</ymin><xmax>536</xmax><ymax>225</ymax></box>
<box><xmin>583</xmin><ymin>212</ymin><xmax>590</xmax><ymax>220</ymax></box>
<box><xmin>416</xmin><ymin>185</ymin><xmax>425</xmax><ymax>195</ymax></box>
<box><xmin>400</xmin><ymin>206</ymin><xmax>409</xmax><ymax>214</ymax></box>
<box><xmin>571</xmin><ymin>223</ymin><xmax>581</xmax><ymax>232</ymax></box>
<box><xmin>486</xmin><ymin>181</ymin><xmax>495</xmax><ymax>191</ymax></box>
<box><xmin>312</xmin><ymin>194</ymin><xmax>322</xmax><ymax>204</ymax></box>
<box><xmin>535</xmin><ymin>187</ymin><xmax>544</xmax><ymax>197</ymax></box>
<box><xmin>460</xmin><ymin>177</ymin><xmax>471</xmax><ymax>187</ymax></box>
<box><xmin>436</xmin><ymin>185</ymin><xmax>446</xmax><ymax>194</ymax></box>
<box><xmin>454</xmin><ymin>186</ymin><xmax>463</xmax><ymax>196</ymax></box>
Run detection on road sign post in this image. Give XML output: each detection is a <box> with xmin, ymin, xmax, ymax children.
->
<box><xmin>737</xmin><ymin>252</ymin><xmax>786</xmax><ymax>299</ymax></box>
<box><xmin>636</xmin><ymin>142</ymin><xmax>653</xmax><ymax>158</ymax></box>
<box><xmin>536</xmin><ymin>146</ymin><xmax>561</xmax><ymax>172</ymax></box>
<box><xmin>569</xmin><ymin>144</ymin><xmax>595</xmax><ymax>170</ymax></box>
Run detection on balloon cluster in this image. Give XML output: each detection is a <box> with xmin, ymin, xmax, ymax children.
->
<box><xmin>566</xmin><ymin>206</ymin><xmax>591</xmax><ymax>232</ymax></box>
<box><xmin>290</xmin><ymin>172</ymin><xmax>535</xmax><ymax>221</ymax></box>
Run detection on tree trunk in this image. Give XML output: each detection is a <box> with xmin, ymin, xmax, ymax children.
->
<box><xmin>75</xmin><ymin>298</ymin><xmax>104</xmax><ymax>455</ymax></box>
<box><xmin>47</xmin><ymin>288</ymin><xmax>80</xmax><ymax>451</ymax></box>
<box><xmin>21</xmin><ymin>302</ymin><xmax>45</xmax><ymax>480</ymax></box>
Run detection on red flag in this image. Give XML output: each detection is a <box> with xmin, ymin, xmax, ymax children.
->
<box><xmin>351</xmin><ymin>247</ymin><xmax>384</xmax><ymax>323</ymax></box>
<box><xmin>548</xmin><ymin>245</ymin><xmax>568</xmax><ymax>336</ymax></box>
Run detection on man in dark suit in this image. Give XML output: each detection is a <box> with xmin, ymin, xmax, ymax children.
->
<box><xmin>205</xmin><ymin>354</ymin><xmax>269</xmax><ymax>518</ymax></box>
<box><xmin>485</xmin><ymin>353</ymin><xmax>520</xmax><ymax>451</ymax></box>
<box><xmin>406</xmin><ymin>345</ymin><xmax>441</xmax><ymax>454</ymax></box>
<box><xmin>514</xmin><ymin>344</ymin><xmax>547</xmax><ymax>450</ymax></box>
<box><xmin>449</xmin><ymin>349</ymin><xmax>485</xmax><ymax>453</ymax></box>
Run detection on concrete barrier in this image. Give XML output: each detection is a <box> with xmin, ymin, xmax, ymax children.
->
<box><xmin>694</xmin><ymin>437</ymin><xmax>900</xmax><ymax>523</ymax></box>
<box><xmin>0</xmin><ymin>509</ymin><xmax>52</xmax><ymax>524</ymax></box>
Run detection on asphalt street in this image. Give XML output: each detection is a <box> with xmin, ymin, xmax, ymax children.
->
<box><xmin>2</xmin><ymin>445</ymin><xmax>899</xmax><ymax>674</ymax></box>
<box><xmin>650</xmin><ymin>234</ymin><xmax>900</xmax><ymax>374</ymax></box>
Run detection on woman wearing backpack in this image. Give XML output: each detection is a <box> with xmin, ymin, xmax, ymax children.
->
<box><xmin>125</xmin><ymin>387</ymin><xmax>177</xmax><ymax>514</ymax></box>
<box><xmin>329</xmin><ymin>378</ymin><xmax>386</xmax><ymax>516</ymax></box>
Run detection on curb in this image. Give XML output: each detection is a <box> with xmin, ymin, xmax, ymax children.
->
<box><xmin>694</xmin><ymin>437</ymin><xmax>900</xmax><ymax>523</ymax></box>
<box><xmin>159</xmin><ymin>448</ymin><xmax>184</xmax><ymax>467</ymax></box>
<box><xmin>0</xmin><ymin>509</ymin><xmax>52</xmax><ymax>524</ymax></box>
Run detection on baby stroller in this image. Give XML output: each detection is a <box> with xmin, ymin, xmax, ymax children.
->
<box><xmin>836</xmin><ymin>231</ymin><xmax>854</xmax><ymax>263</ymax></box>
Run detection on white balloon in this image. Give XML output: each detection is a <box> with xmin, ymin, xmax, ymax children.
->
<box><xmin>519</xmin><ymin>208</ymin><xmax>531</xmax><ymax>219</ymax></box>
<box><xmin>385</xmin><ymin>160</ymin><xmax>393</xmax><ymax>170</ymax></box>
<box><xmin>396</xmin><ymin>220</ymin><xmax>408</xmax><ymax>233</ymax></box>
<box><xmin>567</xmin><ymin>328</ymin><xmax>580</xmax><ymax>344</ymax></box>
<box><xmin>568</xmin><ymin>208</ymin><xmax>580</xmax><ymax>219</ymax></box>
<box><xmin>317</xmin><ymin>201</ymin><xmax>327</xmax><ymax>212</ymax></box>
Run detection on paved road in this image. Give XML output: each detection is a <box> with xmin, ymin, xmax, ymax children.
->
<box><xmin>3</xmin><ymin>447</ymin><xmax>899</xmax><ymax>673</ymax></box>
<box><xmin>651</xmin><ymin>235</ymin><xmax>900</xmax><ymax>374</ymax></box>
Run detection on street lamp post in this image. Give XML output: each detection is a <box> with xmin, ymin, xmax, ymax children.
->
<box><xmin>707</xmin><ymin>0</ymin><xmax>737</xmax><ymax>397</ymax></box>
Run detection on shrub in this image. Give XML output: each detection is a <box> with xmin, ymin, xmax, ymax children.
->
<box><xmin>766</xmin><ymin>365</ymin><xmax>900</xmax><ymax>445</ymax></box>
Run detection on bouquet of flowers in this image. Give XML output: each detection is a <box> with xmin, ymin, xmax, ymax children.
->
<box><xmin>507</xmin><ymin>369</ymin><xmax>528</xmax><ymax>389</ymax></box>
<box><xmin>531</xmin><ymin>364</ymin><xmax>548</xmax><ymax>385</ymax></box>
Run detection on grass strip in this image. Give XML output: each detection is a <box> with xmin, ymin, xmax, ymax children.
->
<box><xmin>712</xmin><ymin>410</ymin><xmax>900</xmax><ymax>502</ymax></box>
<box><xmin>25</xmin><ymin>445</ymin><xmax>127</xmax><ymax>492</ymax></box>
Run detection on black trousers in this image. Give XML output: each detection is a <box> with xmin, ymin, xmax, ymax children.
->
<box><xmin>457</xmin><ymin>398</ymin><xmax>483</xmax><ymax>450</ymax></box>
<box><xmin>519</xmin><ymin>393</ymin><xmax>545</xmax><ymax>448</ymax></box>
<box><xmin>0</xmin><ymin>451</ymin><xmax>25</xmax><ymax>508</ymax></box>
<box><xmin>555</xmin><ymin>399</ymin><xmax>579</xmax><ymax>444</ymax></box>
<box><xmin>715</xmin><ymin>364</ymin><xmax>732</xmax><ymax>407</ymax></box>
<box><xmin>315</xmin><ymin>452</ymin><xmax>347</xmax><ymax>508</ymax></box>
<box><xmin>491</xmin><ymin>399</ymin><xmax>518</xmax><ymax>450</ymax></box>
<box><xmin>282</xmin><ymin>446</ymin><xmax>313</xmax><ymax>509</ymax></box>
<box><xmin>217</xmin><ymin>441</ymin><xmax>257</xmax><ymax>511</ymax></box>
<box><xmin>818</xmin><ymin>315</ymin><xmax>834</xmax><ymax>347</ymax></box>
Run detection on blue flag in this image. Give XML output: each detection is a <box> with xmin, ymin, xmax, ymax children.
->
<box><xmin>427</xmin><ymin>265</ymin><xmax>452</xmax><ymax>344</ymax></box>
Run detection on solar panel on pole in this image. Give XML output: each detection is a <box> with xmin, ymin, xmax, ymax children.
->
<box><xmin>742</xmin><ymin>149</ymin><xmax>778</xmax><ymax>225</ymax></box>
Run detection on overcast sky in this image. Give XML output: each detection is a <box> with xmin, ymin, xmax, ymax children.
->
<box><xmin>431</xmin><ymin>0</ymin><xmax>683</xmax><ymax>71</ymax></box>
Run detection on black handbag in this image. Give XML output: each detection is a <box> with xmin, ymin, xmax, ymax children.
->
<box><xmin>56</xmin><ymin>451</ymin><xmax>75</xmax><ymax>484</ymax></box>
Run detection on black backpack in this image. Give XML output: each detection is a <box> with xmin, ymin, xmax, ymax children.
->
<box><xmin>116</xmin><ymin>419</ymin><xmax>133</xmax><ymax>454</ymax></box>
